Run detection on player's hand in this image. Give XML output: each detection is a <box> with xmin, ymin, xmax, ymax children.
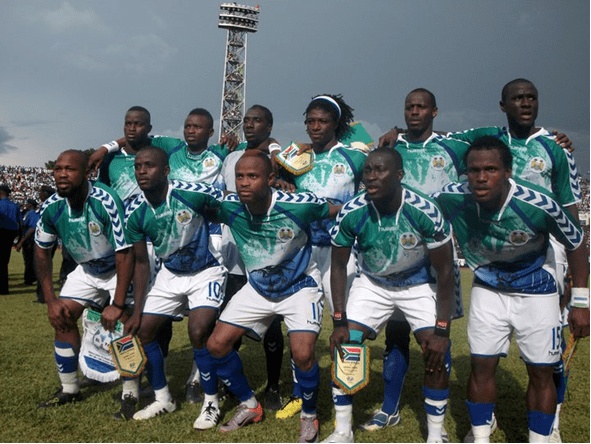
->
<box><xmin>220</xmin><ymin>133</ymin><xmax>239</xmax><ymax>152</ymax></box>
<box><xmin>329</xmin><ymin>326</ymin><xmax>349</xmax><ymax>361</ymax></box>
<box><xmin>421</xmin><ymin>334</ymin><xmax>449</xmax><ymax>373</ymax></box>
<box><xmin>568</xmin><ymin>307</ymin><xmax>590</xmax><ymax>339</ymax></box>
<box><xmin>88</xmin><ymin>147</ymin><xmax>108</xmax><ymax>174</ymax></box>
<box><xmin>296</xmin><ymin>143</ymin><xmax>312</xmax><ymax>156</ymax></box>
<box><xmin>47</xmin><ymin>300</ymin><xmax>75</xmax><ymax>332</ymax></box>
<box><xmin>553</xmin><ymin>131</ymin><xmax>574</xmax><ymax>152</ymax></box>
<box><xmin>378</xmin><ymin>127</ymin><xmax>401</xmax><ymax>149</ymax></box>
<box><xmin>15</xmin><ymin>241</ymin><xmax>23</xmax><ymax>252</ymax></box>
<box><xmin>101</xmin><ymin>305</ymin><xmax>124</xmax><ymax>332</ymax></box>
<box><xmin>123</xmin><ymin>310</ymin><xmax>142</xmax><ymax>336</ymax></box>
<box><xmin>274</xmin><ymin>178</ymin><xmax>296</xmax><ymax>192</ymax></box>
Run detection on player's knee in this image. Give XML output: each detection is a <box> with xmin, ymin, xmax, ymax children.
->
<box><xmin>291</xmin><ymin>346</ymin><xmax>315</xmax><ymax>371</ymax></box>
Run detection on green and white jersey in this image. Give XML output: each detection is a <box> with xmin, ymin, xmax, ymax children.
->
<box><xmin>291</xmin><ymin>142</ymin><xmax>367</xmax><ymax>246</ymax></box>
<box><xmin>434</xmin><ymin>178</ymin><xmax>583</xmax><ymax>295</ymax></box>
<box><xmin>331</xmin><ymin>187</ymin><xmax>451</xmax><ymax>287</ymax></box>
<box><xmin>218</xmin><ymin>190</ymin><xmax>330</xmax><ymax>299</ymax></box>
<box><xmin>449</xmin><ymin>126</ymin><xmax>581</xmax><ymax>206</ymax></box>
<box><xmin>98</xmin><ymin>149</ymin><xmax>140</xmax><ymax>204</ymax></box>
<box><xmin>126</xmin><ymin>180</ymin><xmax>223</xmax><ymax>275</ymax></box>
<box><xmin>151</xmin><ymin>135</ymin><xmax>228</xmax><ymax>189</ymax></box>
<box><xmin>395</xmin><ymin>133</ymin><xmax>469</xmax><ymax>195</ymax></box>
<box><xmin>35</xmin><ymin>182</ymin><xmax>129</xmax><ymax>276</ymax></box>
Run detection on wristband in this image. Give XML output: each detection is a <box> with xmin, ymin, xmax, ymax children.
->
<box><xmin>333</xmin><ymin>311</ymin><xmax>347</xmax><ymax>329</ymax></box>
<box><xmin>112</xmin><ymin>301</ymin><xmax>127</xmax><ymax>310</ymax></box>
<box><xmin>101</xmin><ymin>140</ymin><xmax>120</xmax><ymax>153</ymax></box>
<box><xmin>269</xmin><ymin>142</ymin><xmax>282</xmax><ymax>154</ymax></box>
<box><xmin>571</xmin><ymin>287</ymin><xmax>590</xmax><ymax>309</ymax></box>
<box><xmin>434</xmin><ymin>319</ymin><xmax>450</xmax><ymax>338</ymax></box>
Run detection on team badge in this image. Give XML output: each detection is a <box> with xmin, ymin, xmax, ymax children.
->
<box><xmin>176</xmin><ymin>209</ymin><xmax>192</xmax><ymax>225</ymax></box>
<box><xmin>400</xmin><ymin>232</ymin><xmax>418</xmax><ymax>249</ymax></box>
<box><xmin>528</xmin><ymin>157</ymin><xmax>546</xmax><ymax>173</ymax></box>
<box><xmin>332</xmin><ymin>163</ymin><xmax>347</xmax><ymax>176</ymax></box>
<box><xmin>88</xmin><ymin>221</ymin><xmax>101</xmax><ymax>236</ymax></box>
<box><xmin>277</xmin><ymin>226</ymin><xmax>295</xmax><ymax>242</ymax></box>
<box><xmin>332</xmin><ymin>344</ymin><xmax>370</xmax><ymax>394</ymax></box>
<box><xmin>509</xmin><ymin>230</ymin><xmax>529</xmax><ymax>246</ymax></box>
<box><xmin>431</xmin><ymin>155</ymin><xmax>446</xmax><ymax>170</ymax></box>
<box><xmin>203</xmin><ymin>157</ymin><xmax>216</xmax><ymax>169</ymax></box>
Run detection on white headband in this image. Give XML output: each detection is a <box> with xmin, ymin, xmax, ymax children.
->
<box><xmin>312</xmin><ymin>95</ymin><xmax>341</xmax><ymax>119</ymax></box>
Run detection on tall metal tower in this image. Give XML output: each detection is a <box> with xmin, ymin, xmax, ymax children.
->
<box><xmin>218</xmin><ymin>3</ymin><xmax>260</xmax><ymax>140</ymax></box>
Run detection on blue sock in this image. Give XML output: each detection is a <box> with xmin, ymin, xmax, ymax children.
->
<box><xmin>144</xmin><ymin>341</ymin><xmax>167</xmax><ymax>391</ymax></box>
<box><xmin>54</xmin><ymin>341</ymin><xmax>78</xmax><ymax>374</ymax></box>
<box><xmin>423</xmin><ymin>386</ymin><xmax>449</xmax><ymax>416</ymax></box>
<box><xmin>290</xmin><ymin>357</ymin><xmax>302</xmax><ymax>398</ymax></box>
<box><xmin>193</xmin><ymin>347</ymin><xmax>217</xmax><ymax>396</ymax></box>
<box><xmin>331</xmin><ymin>380</ymin><xmax>353</xmax><ymax>406</ymax></box>
<box><xmin>382</xmin><ymin>343</ymin><xmax>408</xmax><ymax>414</ymax></box>
<box><xmin>528</xmin><ymin>410</ymin><xmax>555</xmax><ymax>436</ymax></box>
<box><xmin>444</xmin><ymin>342</ymin><xmax>452</xmax><ymax>377</ymax></box>
<box><xmin>212</xmin><ymin>350</ymin><xmax>253</xmax><ymax>402</ymax></box>
<box><xmin>294</xmin><ymin>362</ymin><xmax>319</xmax><ymax>415</ymax></box>
<box><xmin>466</xmin><ymin>400</ymin><xmax>495</xmax><ymax>426</ymax></box>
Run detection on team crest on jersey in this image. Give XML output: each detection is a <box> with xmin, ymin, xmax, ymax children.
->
<box><xmin>399</xmin><ymin>232</ymin><xmax>418</xmax><ymax>249</ymax></box>
<box><xmin>528</xmin><ymin>157</ymin><xmax>546</xmax><ymax>173</ymax></box>
<box><xmin>203</xmin><ymin>157</ymin><xmax>216</xmax><ymax>169</ymax></box>
<box><xmin>332</xmin><ymin>163</ymin><xmax>347</xmax><ymax>176</ymax></box>
<box><xmin>176</xmin><ymin>209</ymin><xmax>192</xmax><ymax>225</ymax></box>
<box><xmin>88</xmin><ymin>221</ymin><xmax>101</xmax><ymax>236</ymax></box>
<box><xmin>431</xmin><ymin>155</ymin><xmax>446</xmax><ymax>170</ymax></box>
<box><xmin>277</xmin><ymin>226</ymin><xmax>295</xmax><ymax>242</ymax></box>
<box><xmin>509</xmin><ymin>230</ymin><xmax>529</xmax><ymax>246</ymax></box>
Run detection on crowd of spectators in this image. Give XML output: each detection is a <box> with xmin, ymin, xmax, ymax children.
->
<box><xmin>0</xmin><ymin>165</ymin><xmax>54</xmax><ymax>206</ymax></box>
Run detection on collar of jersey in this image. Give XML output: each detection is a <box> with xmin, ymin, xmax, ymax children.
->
<box><xmin>505</xmin><ymin>126</ymin><xmax>548</xmax><ymax>146</ymax></box>
<box><xmin>397</xmin><ymin>132</ymin><xmax>438</xmax><ymax>148</ymax></box>
<box><xmin>476</xmin><ymin>178</ymin><xmax>516</xmax><ymax>222</ymax></box>
<box><xmin>368</xmin><ymin>188</ymin><xmax>404</xmax><ymax>227</ymax></box>
<box><xmin>313</xmin><ymin>141</ymin><xmax>346</xmax><ymax>159</ymax></box>
<box><xmin>244</xmin><ymin>188</ymin><xmax>277</xmax><ymax>222</ymax></box>
<box><xmin>144</xmin><ymin>182</ymin><xmax>172</xmax><ymax>212</ymax></box>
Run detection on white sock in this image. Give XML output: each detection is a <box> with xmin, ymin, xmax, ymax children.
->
<box><xmin>529</xmin><ymin>429</ymin><xmax>551</xmax><ymax>443</ymax></box>
<box><xmin>301</xmin><ymin>410</ymin><xmax>317</xmax><ymax>420</ymax></box>
<box><xmin>121</xmin><ymin>378</ymin><xmax>140</xmax><ymax>400</ymax></box>
<box><xmin>426</xmin><ymin>397</ymin><xmax>447</xmax><ymax>442</ymax></box>
<box><xmin>553</xmin><ymin>403</ymin><xmax>562</xmax><ymax>430</ymax></box>
<box><xmin>471</xmin><ymin>424</ymin><xmax>491</xmax><ymax>443</ymax></box>
<box><xmin>187</xmin><ymin>361</ymin><xmax>200</xmax><ymax>385</ymax></box>
<box><xmin>242</xmin><ymin>395</ymin><xmax>258</xmax><ymax>409</ymax></box>
<box><xmin>59</xmin><ymin>371</ymin><xmax>80</xmax><ymax>395</ymax></box>
<box><xmin>154</xmin><ymin>386</ymin><xmax>173</xmax><ymax>403</ymax></box>
<box><xmin>335</xmin><ymin>404</ymin><xmax>353</xmax><ymax>433</ymax></box>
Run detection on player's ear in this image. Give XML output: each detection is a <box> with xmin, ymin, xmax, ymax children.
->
<box><xmin>397</xmin><ymin>169</ymin><xmax>404</xmax><ymax>181</ymax></box>
<box><xmin>209</xmin><ymin>127</ymin><xmax>214</xmax><ymax>138</ymax></box>
<box><xmin>432</xmin><ymin>106</ymin><xmax>438</xmax><ymax>119</ymax></box>
<box><xmin>499</xmin><ymin>100</ymin><xmax>506</xmax><ymax>113</ymax></box>
<box><xmin>164</xmin><ymin>165</ymin><xmax>170</xmax><ymax>177</ymax></box>
<box><xmin>268</xmin><ymin>171</ymin><xmax>276</xmax><ymax>187</ymax></box>
<box><xmin>84</xmin><ymin>167</ymin><xmax>91</xmax><ymax>180</ymax></box>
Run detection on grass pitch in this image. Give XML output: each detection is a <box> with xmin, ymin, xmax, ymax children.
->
<box><xmin>1</xmin><ymin>251</ymin><xmax>589</xmax><ymax>442</ymax></box>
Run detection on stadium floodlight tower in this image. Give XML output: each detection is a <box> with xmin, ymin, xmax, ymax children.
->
<box><xmin>218</xmin><ymin>2</ymin><xmax>260</xmax><ymax>140</ymax></box>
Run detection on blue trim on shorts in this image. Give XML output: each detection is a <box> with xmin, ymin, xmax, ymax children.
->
<box><xmin>218</xmin><ymin>319</ymin><xmax>261</xmax><ymax>341</ymax></box>
<box><xmin>413</xmin><ymin>325</ymin><xmax>435</xmax><ymax>335</ymax></box>
<box><xmin>188</xmin><ymin>305</ymin><xmax>220</xmax><ymax>312</ymax></box>
<box><xmin>59</xmin><ymin>295</ymin><xmax>103</xmax><ymax>311</ymax></box>
<box><xmin>347</xmin><ymin>319</ymin><xmax>377</xmax><ymax>340</ymax></box>
<box><xmin>470</xmin><ymin>352</ymin><xmax>507</xmax><ymax>359</ymax></box>
<box><xmin>522</xmin><ymin>359</ymin><xmax>558</xmax><ymax>367</ymax></box>
<box><xmin>286</xmin><ymin>328</ymin><xmax>320</xmax><ymax>337</ymax></box>
<box><xmin>142</xmin><ymin>311</ymin><xmax>183</xmax><ymax>321</ymax></box>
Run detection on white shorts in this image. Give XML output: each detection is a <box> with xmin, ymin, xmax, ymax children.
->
<box><xmin>468</xmin><ymin>285</ymin><xmax>562</xmax><ymax>365</ymax></box>
<box><xmin>219</xmin><ymin>283</ymin><xmax>324</xmax><ymax>340</ymax></box>
<box><xmin>60</xmin><ymin>265</ymin><xmax>121</xmax><ymax>309</ymax></box>
<box><xmin>347</xmin><ymin>273</ymin><xmax>437</xmax><ymax>340</ymax></box>
<box><xmin>311</xmin><ymin>245</ymin><xmax>357</xmax><ymax>315</ymax></box>
<box><xmin>142</xmin><ymin>265</ymin><xmax>227</xmax><ymax>320</ymax></box>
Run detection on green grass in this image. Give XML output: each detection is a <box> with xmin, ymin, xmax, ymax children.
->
<box><xmin>1</xmin><ymin>251</ymin><xmax>589</xmax><ymax>442</ymax></box>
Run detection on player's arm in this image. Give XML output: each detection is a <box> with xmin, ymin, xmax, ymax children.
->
<box><xmin>88</xmin><ymin>137</ymin><xmax>126</xmax><ymax>173</ymax></box>
<box><xmin>219</xmin><ymin>132</ymin><xmax>239</xmax><ymax>152</ymax></box>
<box><xmin>15</xmin><ymin>227</ymin><xmax>35</xmax><ymax>251</ymax></box>
<box><xmin>422</xmin><ymin>239</ymin><xmax>454</xmax><ymax>373</ymax></box>
<box><xmin>129</xmin><ymin>240</ymin><xmax>151</xmax><ymax>333</ymax></box>
<box><xmin>565</xmin><ymin>242</ymin><xmax>590</xmax><ymax>339</ymax></box>
<box><xmin>35</xmin><ymin>244</ymin><xmax>74</xmax><ymax>332</ymax></box>
<box><xmin>101</xmin><ymin>247</ymin><xmax>134</xmax><ymax>332</ymax></box>
<box><xmin>329</xmin><ymin>245</ymin><xmax>352</xmax><ymax>360</ymax></box>
<box><xmin>378</xmin><ymin>126</ymin><xmax>404</xmax><ymax>149</ymax></box>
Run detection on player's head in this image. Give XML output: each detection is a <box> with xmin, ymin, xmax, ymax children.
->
<box><xmin>53</xmin><ymin>150</ymin><xmax>90</xmax><ymax>198</ymax></box>
<box><xmin>184</xmin><ymin>108</ymin><xmax>214</xmax><ymax>151</ymax></box>
<box><xmin>500</xmin><ymin>79</ymin><xmax>538</xmax><ymax>130</ymax></box>
<box><xmin>465</xmin><ymin>136</ymin><xmax>513</xmax><ymax>210</ymax></box>
<box><xmin>305</xmin><ymin>94</ymin><xmax>354</xmax><ymax>148</ymax></box>
<box><xmin>362</xmin><ymin>147</ymin><xmax>404</xmax><ymax>204</ymax></box>
<box><xmin>124</xmin><ymin>106</ymin><xmax>152</xmax><ymax>149</ymax></box>
<box><xmin>235</xmin><ymin>150</ymin><xmax>275</xmax><ymax>207</ymax></box>
<box><xmin>404</xmin><ymin>88</ymin><xmax>438</xmax><ymax>136</ymax></box>
<box><xmin>39</xmin><ymin>185</ymin><xmax>55</xmax><ymax>203</ymax></box>
<box><xmin>0</xmin><ymin>184</ymin><xmax>10</xmax><ymax>198</ymax></box>
<box><xmin>243</xmin><ymin>105</ymin><xmax>273</xmax><ymax>147</ymax></box>
<box><xmin>134</xmin><ymin>146</ymin><xmax>170</xmax><ymax>193</ymax></box>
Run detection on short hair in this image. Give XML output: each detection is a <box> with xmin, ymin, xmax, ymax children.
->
<box><xmin>57</xmin><ymin>150</ymin><xmax>89</xmax><ymax>170</ymax></box>
<box><xmin>367</xmin><ymin>147</ymin><xmax>403</xmax><ymax>171</ymax></box>
<box><xmin>40</xmin><ymin>185</ymin><xmax>55</xmax><ymax>196</ymax></box>
<box><xmin>406</xmin><ymin>88</ymin><xmax>437</xmax><ymax>108</ymax></box>
<box><xmin>248</xmin><ymin>104</ymin><xmax>273</xmax><ymax>127</ymax></box>
<box><xmin>501</xmin><ymin>78</ymin><xmax>537</xmax><ymax>103</ymax></box>
<box><xmin>126</xmin><ymin>106</ymin><xmax>151</xmax><ymax>124</ymax></box>
<box><xmin>137</xmin><ymin>146</ymin><xmax>169</xmax><ymax>168</ymax></box>
<box><xmin>305</xmin><ymin>94</ymin><xmax>354</xmax><ymax>141</ymax></box>
<box><xmin>26</xmin><ymin>198</ymin><xmax>38</xmax><ymax>208</ymax></box>
<box><xmin>237</xmin><ymin>150</ymin><xmax>273</xmax><ymax>176</ymax></box>
<box><xmin>464</xmin><ymin>136</ymin><xmax>513</xmax><ymax>170</ymax></box>
<box><xmin>187</xmin><ymin>108</ymin><xmax>214</xmax><ymax>128</ymax></box>
<box><xmin>0</xmin><ymin>184</ymin><xmax>10</xmax><ymax>195</ymax></box>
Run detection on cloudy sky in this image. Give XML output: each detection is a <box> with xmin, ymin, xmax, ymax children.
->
<box><xmin>1</xmin><ymin>0</ymin><xmax>589</xmax><ymax>176</ymax></box>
